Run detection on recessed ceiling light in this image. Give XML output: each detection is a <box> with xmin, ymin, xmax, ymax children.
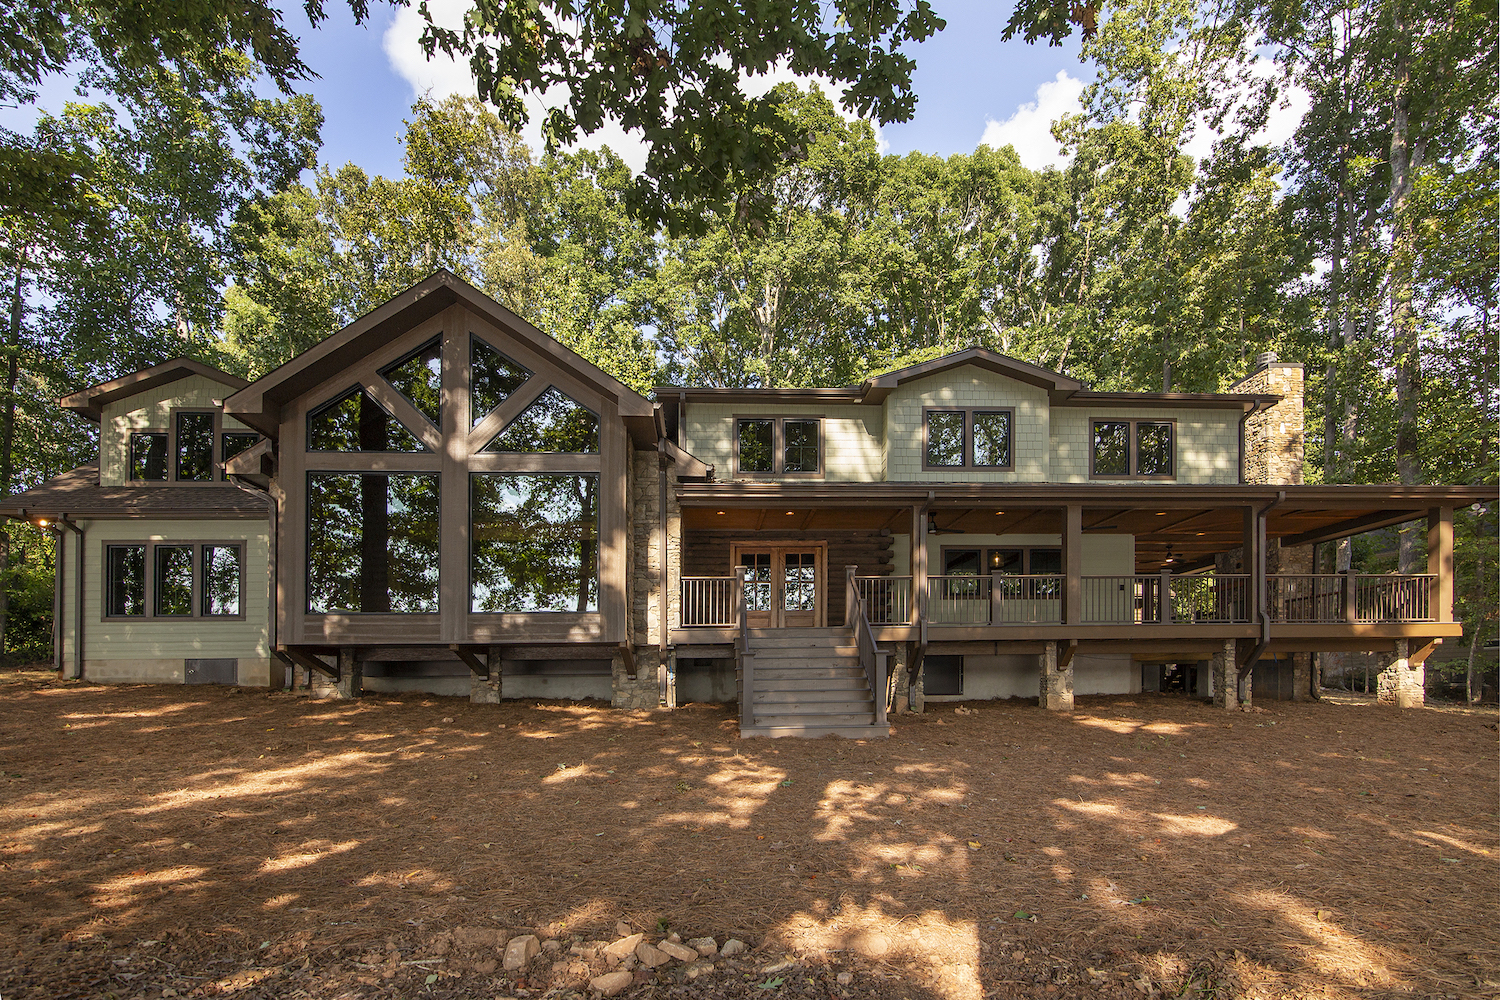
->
<box><xmin>717</xmin><ymin>510</ymin><xmax>726</xmax><ymax>515</ymax></box>
<box><xmin>1155</xmin><ymin>511</ymin><xmax>1168</xmax><ymax>515</ymax></box>
<box><xmin>786</xmin><ymin>510</ymin><xmax>795</xmax><ymax>515</ymax></box>
<box><xmin>995</xmin><ymin>510</ymin><xmax>1005</xmax><ymax>515</ymax></box>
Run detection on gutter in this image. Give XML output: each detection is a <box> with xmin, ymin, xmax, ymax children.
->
<box><xmin>58</xmin><ymin>516</ymin><xmax>84</xmax><ymax>679</ymax></box>
<box><xmin>227</xmin><ymin>474</ymin><xmax>288</xmax><ymax>688</ymax></box>
<box><xmin>1238</xmin><ymin>489</ymin><xmax>1286</xmax><ymax>675</ymax></box>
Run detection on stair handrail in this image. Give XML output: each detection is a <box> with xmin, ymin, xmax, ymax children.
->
<box><xmin>735</xmin><ymin>566</ymin><xmax>754</xmax><ymax>729</ymax></box>
<box><xmin>846</xmin><ymin>566</ymin><xmax>889</xmax><ymax>726</ymax></box>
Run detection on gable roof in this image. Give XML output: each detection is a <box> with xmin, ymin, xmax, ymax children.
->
<box><xmin>655</xmin><ymin>348</ymin><xmax>1278</xmax><ymax>410</ymax></box>
<box><xmin>223</xmin><ymin>269</ymin><xmax>656</xmax><ymax>438</ymax></box>
<box><xmin>60</xmin><ymin>358</ymin><xmax>249</xmax><ymax>423</ymax></box>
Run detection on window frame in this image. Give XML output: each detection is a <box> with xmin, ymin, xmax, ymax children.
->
<box><xmin>921</xmin><ymin>407</ymin><xmax>1016</xmax><ymax>472</ymax></box>
<box><xmin>127</xmin><ymin>430</ymin><xmax>169</xmax><ymax>483</ymax></box>
<box><xmin>1089</xmin><ymin>417</ymin><xmax>1177</xmax><ymax>480</ymax></box>
<box><xmin>940</xmin><ymin>545</ymin><xmax>1062</xmax><ymax>576</ymax></box>
<box><xmin>100</xmin><ymin>539</ymin><xmax>247</xmax><ymax>621</ymax></box>
<box><xmin>732</xmin><ymin>415</ymin><xmax>824</xmax><ymax>478</ymax></box>
<box><xmin>125</xmin><ymin>408</ymin><xmax>261</xmax><ymax>484</ymax></box>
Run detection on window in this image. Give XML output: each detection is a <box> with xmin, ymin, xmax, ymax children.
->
<box><xmin>483</xmin><ymin>386</ymin><xmax>599</xmax><ymax>453</ymax></box>
<box><xmin>735</xmin><ymin>417</ymin><xmax>822</xmax><ymax>476</ymax></box>
<box><xmin>1091</xmin><ymin>419</ymin><xmax>1175</xmax><ymax>478</ymax></box>
<box><xmin>129</xmin><ymin>432</ymin><xmax>167</xmax><ymax>481</ymax></box>
<box><xmin>942</xmin><ymin>547</ymin><xmax>1060</xmax><ymax>576</ymax></box>
<box><xmin>106</xmin><ymin>545</ymin><xmax>147</xmax><ymax>616</ymax></box>
<box><xmin>380</xmin><ymin>337</ymin><xmax>442</xmax><ymax>426</ymax></box>
<box><xmin>923</xmin><ymin>408</ymin><xmax>1014</xmax><ymax>470</ymax></box>
<box><xmin>175</xmin><ymin>412</ymin><xmax>215</xmax><ymax>481</ymax></box>
<box><xmin>103</xmin><ymin>541</ymin><xmax>245</xmax><ymax>619</ymax></box>
<box><xmin>308</xmin><ymin>387</ymin><xmax>426</xmax><ymax>452</ymax></box>
<box><xmin>470</xmin><ymin>473</ymin><xmax>598</xmax><ymax>613</ymax></box>
<box><xmin>221</xmin><ymin>431</ymin><xmax>261</xmax><ymax>465</ymax></box>
<box><xmin>154</xmin><ymin>545</ymin><xmax>194</xmax><ymax>616</ymax></box>
<box><xmin>306</xmin><ymin>473</ymin><xmax>440</xmax><ymax>613</ymax></box>
<box><xmin>471</xmin><ymin>337</ymin><xmax>532</xmax><ymax>427</ymax></box>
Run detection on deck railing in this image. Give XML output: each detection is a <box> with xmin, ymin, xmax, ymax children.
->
<box><xmin>1266</xmin><ymin>573</ymin><xmax>1436</xmax><ymax>624</ymax></box>
<box><xmin>680</xmin><ymin>576</ymin><xmax>738</xmax><ymax>627</ymax></box>
<box><xmin>1266</xmin><ymin>574</ymin><xmax>1345</xmax><ymax>623</ymax></box>
<box><xmin>926</xmin><ymin>574</ymin><xmax>1065</xmax><ymax>626</ymax></box>
<box><xmin>927</xmin><ymin>574</ymin><xmax>992</xmax><ymax>624</ymax></box>
<box><xmin>1082</xmin><ymin>575</ymin><xmax>1165</xmax><ymax>623</ymax></box>
<box><xmin>855</xmin><ymin>576</ymin><xmax>912</xmax><ymax>625</ymax></box>
<box><xmin>1169</xmin><ymin>574</ymin><xmax>1252</xmax><ymax>623</ymax></box>
<box><xmin>1357</xmin><ymin>574</ymin><xmax>1434</xmax><ymax>622</ymax></box>
<box><xmin>845</xmin><ymin>567</ymin><xmax>889</xmax><ymax>725</ymax></box>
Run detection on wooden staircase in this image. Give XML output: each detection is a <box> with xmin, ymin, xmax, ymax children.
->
<box><xmin>738</xmin><ymin>627</ymin><xmax>890</xmax><ymax>738</ymax></box>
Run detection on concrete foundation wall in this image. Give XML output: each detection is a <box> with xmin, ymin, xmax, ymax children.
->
<box><xmin>922</xmin><ymin>652</ymin><xmax>1136</xmax><ymax>702</ymax></box>
<box><xmin>81</xmin><ymin>656</ymin><xmax>275</xmax><ymax>686</ymax></box>
<box><xmin>675</xmin><ymin>658</ymin><xmax>737</xmax><ymax>704</ymax></box>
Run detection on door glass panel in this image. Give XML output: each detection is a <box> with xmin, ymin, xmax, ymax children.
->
<box><xmin>309</xmin><ymin>387</ymin><xmax>425</xmax><ymax>452</ymax></box>
<box><xmin>471</xmin><ymin>337</ymin><xmax>531</xmax><ymax>427</ymax></box>
<box><xmin>380</xmin><ymin>337</ymin><xmax>442</xmax><ymax>426</ymax></box>
<box><xmin>740</xmin><ymin>553</ymin><xmax>772</xmax><ymax>611</ymax></box>
<box><xmin>783</xmin><ymin>552</ymin><xmax>817</xmax><ymax>611</ymax></box>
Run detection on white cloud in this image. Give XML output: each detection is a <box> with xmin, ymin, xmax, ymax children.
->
<box><xmin>979</xmin><ymin>71</ymin><xmax>1086</xmax><ymax>171</ymax></box>
<box><xmin>382</xmin><ymin>0</ymin><xmax>651</xmax><ymax>174</ymax></box>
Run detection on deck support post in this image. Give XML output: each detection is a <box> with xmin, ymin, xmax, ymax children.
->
<box><xmin>1377</xmin><ymin>639</ymin><xmax>1422</xmax><ymax>707</ymax></box>
<box><xmin>468</xmin><ymin>646</ymin><xmax>502</xmax><ymax>704</ymax></box>
<box><xmin>1427</xmin><ymin>507</ymin><xmax>1453</xmax><ymax>622</ymax></box>
<box><xmin>333</xmin><ymin>647</ymin><xmax>362</xmax><ymax>699</ymax></box>
<box><xmin>1063</xmin><ymin>505</ymin><xmax>1082</xmax><ymax>627</ymax></box>
<box><xmin>1039</xmin><ymin>640</ymin><xmax>1073</xmax><ymax>711</ymax></box>
<box><xmin>1211</xmin><ymin>638</ymin><xmax>1239</xmax><ymax>709</ymax></box>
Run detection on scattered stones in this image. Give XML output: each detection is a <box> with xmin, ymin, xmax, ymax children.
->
<box><xmin>759</xmin><ymin>959</ymin><xmax>796</xmax><ymax>974</ymax></box>
<box><xmin>687</xmin><ymin>937</ymin><xmax>718</xmax><ymax>957</ymax></box>
<box><xmin>602</xmin><ymin>933</ymin><xmax>643</xmax><ymax>959</ymax></box>
<box><xmin>503</xmin><ymin>934</ymin><xmax>540</xmax><ymax>971</ymax></box>
<box><xmin>657</xmin><ymin>940</ymin><xmax>698</xmax><ymax>963</ymax></box>
<box><xmin>635</xmin><ymin>941</ymin><xmax>671</xmax><ymax>967</ymax></box>
<box><xmin>667</xmin><ymin>931</ymin><xmax>682</xmax><ymax>943</ymax></box>
<box><xmin>441</xmin><ymin>717</ymin><xmax>454</xmax><ymax>723</ymax></box>
<box><xmin>590</xmin><ymin>970</ymin><xmax>633</xmax><ymax>996</ymax></box>
<box><xmin>615</xmin><ymin>921</ymin><xmax>633</xmax><ymax>937</ymax></box>
<box><xmin>684</xmin><ymin>961</ymin><xmax>715</xmax><ymax>980</ymax></box>
<box><xmin>719</xmin><ymin>938</ymin><xmax>746</xmax><ymax>957</ymax></box>
<box><xmin>542</xmin><ymin>938</ymin><xmax>563</xmax><ymax>953</ymax></box>
<box><xmin>836</xmin><ymin>972</ymin><xmax>854</xmax><ymax>985</ymax></box>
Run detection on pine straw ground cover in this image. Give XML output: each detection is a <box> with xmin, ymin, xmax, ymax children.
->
<box><xmin>0</xmin><ymin>669</ymin><xmax>1495</xmax><ymax>1000</ymax></box>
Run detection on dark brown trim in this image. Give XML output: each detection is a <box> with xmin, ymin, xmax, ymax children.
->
<box><xmin>61</xmin><ymin>358</ymin><xmax>248</xmax><ymax>423</ymax></box>
<box><xmin>732</xmin><ymin>415</ymin><xmax>825</xmax><ymax>479</ymax></box>
<box><xmin>100</xmin><ymin>538</ymin><xmax>248</xmax><ymax>622</ymax></box>
<box><xmin>1088</xmin><ymin>417</ymin><xmax>1177</xmax><ymax>481</ymax></box>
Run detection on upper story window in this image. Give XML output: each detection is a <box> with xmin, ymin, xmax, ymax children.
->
<box><xmin>1092</xmin><ymin>419</ymin><xmax>1175</xmax><ymax>478</ymax></box>
<box><xmin>128</xmin><ymin>411</ymin><xmax>261</xmax><ymax>483</ymax></box>
<box><xmin>736</xmin><ymin>417</ymin><xmax>821</xmax><ymax>476</ymax></box>
<box><xmin>308</xmin><ymin>387</ymin><xmax>426</xmax><ymax>452</ymax></box>
<box><xmin>483</xmin><ymin>387</ymin><xmax>599</xmax><ymax>454</ymax></box>
<box><xmin>924</xmin><ymin>408</ymin><xmax>1013</xmax><ymax>471</ymax></box>
<box><xmin>380</xmin><ymin>338</ymin><xmax>442</xmax><ymax>426</ymax></box>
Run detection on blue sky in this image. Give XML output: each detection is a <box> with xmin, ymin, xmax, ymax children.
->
<box><xmin>289</xmin><ymin>1</ymin><xmax>1092</xmax><ymax>179</ymax></box>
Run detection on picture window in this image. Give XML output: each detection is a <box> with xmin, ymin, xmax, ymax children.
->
<box><xmin>735</xmin><ymin>417</ymin><xmax>822</xmax><ymax>476</ymax></box>
<box><xmin>130</xmin><ymin>432</ymin><xmax>167</xmax><ymax>481</ymax></box>
<box><xmin>923</xmin><ymin>408</ymin><xmax>1014</xmax><ymax>470</ymax></box>
<box><xmin>1091</xmin><ymin>419</ymin><xmax>1175</xmax><ymax>478</ymax></box>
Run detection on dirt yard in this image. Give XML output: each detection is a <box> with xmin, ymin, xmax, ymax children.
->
<box><xmin>0</xmin><ymin>669</ymin><xmax>1495</xmax><ymax>1000</ymax></box>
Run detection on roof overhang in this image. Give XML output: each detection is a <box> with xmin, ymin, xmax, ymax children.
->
<box><xmin>60</xmin><ymin>358</ymin><xmax>249</xmax><ymax>423</ymax></box>
<box><xmin>224</xmin><ymin>270</ymin><xmax>656</xmax><ymax>441</ymax></box>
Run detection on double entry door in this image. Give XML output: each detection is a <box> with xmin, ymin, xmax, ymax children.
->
<box><xmin>732</xmin><ymin>543</ymin><xmax>826</xmax><ymax>629</ymax></box>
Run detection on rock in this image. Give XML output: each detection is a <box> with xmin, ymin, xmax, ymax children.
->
<box><xmin>667</xmin><ymin>932</ymin><xmax>682</xmax><ymax>944</ymax></box>
<box><xmin>552</xmin><ymin>960</ymin><xmax>569</xmax><ymax>972</ymax></box>
<box><xmin>657</xmin><ymin>940</ymin><xmax>698</xmax><ymax>963</ymax></box>
<box><xmin>719</xmin><ymin>938</ymin><xmax>746</xmax><ymax>957</ymax></box>
<box><xmin>453</xmin><ymin>927</ymin><xmax>506</xmax><ymax>951</ymax></box>
<box><xmin>474</xmin><ymin>959</ymin><xmax>497</xmax><ymax>974</ymax></box>
<box><xmin>542</xmin><ymin>938</ymin><xmax>563</xmax><ymax>953</ymax></box>
<box><xmin>846</xmin><ymin>930</ymin><xmax>890</xmax><ymax>959</ymax></box>
<box><xmin>503</xmin><ymin>934</ymin><xmax>540</xmax><ymax>971</ymax></box>
<box><xmin>603</xmin><ymin>933</ymin><xmax>644</xmax><ymax>959</ymax></box>
<box><xmin>442</xmin><ymin>717</ymin><xmax>454</xmax><ymax>723</ymax></box>
<box><xmin>687</xmin><ymin>937</ymin><xmax>718</xmax><ymax>957</ymax></box>
<box><xmin>615</xmin><ymin>920</ymin><xmax>633</xmax><ymax>937</ymax></box>
<box><xmin>836</xmin><ymin>972</ymin><xmax>854</xmax><ymax>985</ymax></box>
<box><xmin>635</xmin><ymin>941</ymin><xmax>671</xmax><ymax>967</ymax></box>
<box><xmin>760</xmin><ymin>959</ymin><xmax>796</xmax><ymax>974</ymax></box>
<box><xmin>685</xmin><ymin>962</ymin><xmax>714</xmax><ymax>980</ymax></box>
<box><xmin>591</xmin><ymin>970</ymin><xmax>633</xmax><ymax>996</ymax></box>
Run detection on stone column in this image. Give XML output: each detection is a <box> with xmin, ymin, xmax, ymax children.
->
<box><xmin>1291</xmin><ymin>652</ymin><xmax>1312</xmax><ymax>702</ymax></box>
<box><xmin>1039</xmin><ymin>640</ymin><xmax>1074</xmax><ymax>711</ymax></box>
<box><xmin>328</xmin><ymin>648</ymin><xmax>362</xmax><ymax>699</ymax></box>
<box><xmin>611</xmin><ymin>650</ymin><xmax>658</xmax><ymax>710</ymax></box>
<box><xmin>471</xmin><ymin>646</ymin><xmax>502</xmax><ymax>704</ymax></box>
<box><xmin>1212</xmin><ymin>639</ymin><xmax>1238</xmax><ymax>710</ymax></box>
<box><xmin>1376</xmin><ymin>639</ymin><xmax>1422</xmax><ymax>707</ymax></box>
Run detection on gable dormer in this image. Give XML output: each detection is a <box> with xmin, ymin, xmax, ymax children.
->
<box><xmin>60</xmin><ymin>358</ymin><xmax>255</xmax><ymax>487</ymax></box>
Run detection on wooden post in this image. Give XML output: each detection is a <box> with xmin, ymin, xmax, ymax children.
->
<box><xmin>1428</xmin><ymin>506</ymin><xmax>1453</xmax><ymax>622</ymax></box>
<box><xmin>912</xmin><ymin>505</ymin><xmax>929</xmax><ymax>626</ymax></box>
<box><xmin>1063</xmin><ymin>504</ymin><xmax>1082</xmax><ymax>626</ymax></box>
<box><xmin>1343</xmin><ymin>567</ymin><xmax>1359</xmax><ymax>624</ymax></box>
<box><xmin>990</xmin><ymin>569</ymin><xmax>1003</xmax><ymax>626</ymax></box>
<box><xmin>1159</xmin><ymin>569</ymin><xmax>1173</xmax><ymax>623</ymax></box>
<box><xmin>845</xmin><ymin>564</ymin><xmax>858</xmax><ymax>627</ymax></box>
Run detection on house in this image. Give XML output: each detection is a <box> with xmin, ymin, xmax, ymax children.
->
<box><xmin>3</xmin><ymin>271</ymin><xmax>1485</xmax><ymax>736</ymax></box>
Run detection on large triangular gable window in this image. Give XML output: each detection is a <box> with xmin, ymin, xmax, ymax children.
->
<box><xmin>380</xmin><ymin>337</ymin><xmax>441</xmax><ymax>426</ymax></box>
<box><xmin>471</xmin><ymin>336</ymin><xmax>532</xmax><ymax>428</ymax></box>
<box><xmin>483</xmin><ymin>386</ymin><xmax>600</xmax><ymax>454</ymax></box>
<box><xmin>308</xmin><ymin>386</ymin><xmax>426</xmax><ymax>452</ymax></box>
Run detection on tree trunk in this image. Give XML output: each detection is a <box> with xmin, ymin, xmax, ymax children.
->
<box><xmin>1388</xmin><ymin>2</ymin><xmax>1423</xmax><ymax>573</ymax></box>
<box><xmin>0</xmin><ymin>251</ymin><xmax>25</xmax><ymax>657</ymax></box>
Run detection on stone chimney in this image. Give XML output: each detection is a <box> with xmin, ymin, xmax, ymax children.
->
<box><xmin>1231</xmin><ymin>352</ymin><xmax>1304</xmax><ymax>486</ymax></box>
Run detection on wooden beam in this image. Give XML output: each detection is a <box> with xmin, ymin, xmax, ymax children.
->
<box><xmin>1277</xmin><ymin>509</ymin><xmax>1425</xmax><ymax>548</ymax></box>
<box><xmin>449</xmin><ymin>644</ymin><xmax>487</xmax><ymax>675</ymax></box>
<box><xmin>1058</xmin><ymin>638</ymin><xmax>1078</xmax><ymax>668</ymax></box>
<box><xmin>278</xmin><ymin>645</ymin><xmax>338</xmax><ymax>679</ymax></box>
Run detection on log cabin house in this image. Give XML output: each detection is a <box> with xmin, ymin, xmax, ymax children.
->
<box><xmin>4</xmin><ymin>271</ymin><xmax>1487</xmax><ymax>736</ymax></box>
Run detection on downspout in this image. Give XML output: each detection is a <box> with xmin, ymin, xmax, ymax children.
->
<box><xmin>1237</xmin><ymin>398</ymin><xmax>1271</xmax><ymax>484</ymax></box>
<box><xmin>228</xmin><ymin>474</ymin><xmax>286</xmax><ymax>689</ymax></box>
<box><xmin>59</xmin><ymin>516</ymin><xmax>84</xmax><ymax>679</ymax></box>
<box><xmin>48</xmin><ymin>521</ymin><xmax>63</xmax><ymax>676</ymax></box>
<box><xmin>1238</xmin><ymin>489</ymin><xmax>1286</xmax><ymax>676</ymax></box>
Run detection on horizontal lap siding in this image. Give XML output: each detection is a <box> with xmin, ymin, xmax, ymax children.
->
<box><xmin>682</xmin><ymin>528</ymin><xmax>896</xmax><ymax>628</ymax></box>
<box><xmin>67</xmin><ymin>519</ymin><xmax>272</xmax><ymax>661</ymax></box>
